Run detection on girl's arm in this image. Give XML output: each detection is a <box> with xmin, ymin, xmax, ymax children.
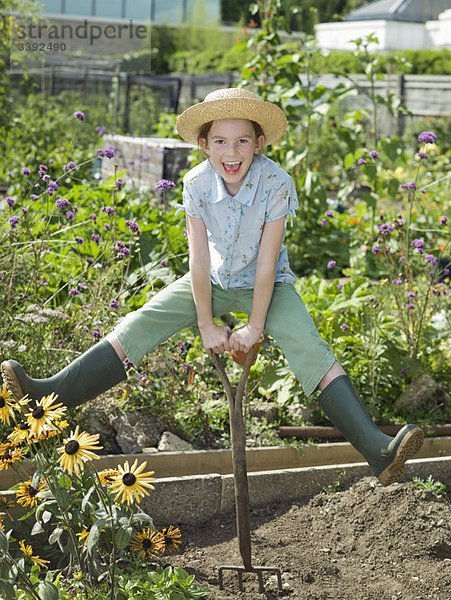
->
<box><xmin>229</xmin><ymin>216</ymin><xmax>286</xmax><ymax>352</ymax></box>
<box><xmin>186</xmin><ymin>214</ymin><xmax>231</xmax><ymax>355</ymax></box>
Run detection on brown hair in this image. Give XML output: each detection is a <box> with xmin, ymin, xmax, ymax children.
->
<box><xmin>197</xmin><ymin>120</ymin><xmax>265</xmax><ymax>144</ymax></box>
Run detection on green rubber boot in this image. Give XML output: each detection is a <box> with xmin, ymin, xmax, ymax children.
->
<box><xmin>1</xmin><ymin>340</ymin><xmax>127</xmax><ymax>409</ymax></box>
<box><xmin>318</xmin><ymin>375</ymin><xmax>424</xmax><ymax>486</ymax></box>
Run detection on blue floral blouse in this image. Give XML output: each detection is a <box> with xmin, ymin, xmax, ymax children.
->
<box><xmin>181</xmin><ymin>154</ymin><xmax>299</xmax><ymax>290</ymax></box>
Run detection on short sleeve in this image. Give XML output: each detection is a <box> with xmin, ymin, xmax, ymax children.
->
<box><xmin>182</xmin><ymin>183</ymin><xmax>203</xmax><ymax>219</ymax></box>
<box><xmin>265</xmin><ymin>175</ymin><xmax>299</xmax><ymax>227</ymax></box>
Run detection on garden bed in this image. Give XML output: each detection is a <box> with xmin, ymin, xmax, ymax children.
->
<box><xmin>168</xmin><ymin>476</ymin><xmax>451</xmax><ymax>599</ymax></box>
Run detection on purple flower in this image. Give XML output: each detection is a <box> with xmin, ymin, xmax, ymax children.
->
<box><xmin>325</xmin><ymin>210</ymin><xmax>334</xmax><ymax>218</ymax></box>
<box><xmin>74</xmin><ymin>111</ymin><xmax>85</xmax><ymax>121</ymax></box>
<box><xmin>425</xmin><ymin>254</ymin><xmax>437</xmax><ymax>266</ymax></box>
<box><xmin>69</xmin><ymin>287</ymin><xmax>80</xmax><ymax>296</ymax></box>
<box><xmin>104</xmin><ymin>223</ymin><xmax>111</xmax><ymax>231</ymax></box>
<box><xmin>78</xmin><ymin>281</ymin><xmax>87</xmax><ymax>290</ymax></box>
<box><xmin>91</xmin><ymin>233</ymin><xmax>101</xmax><ymax>245</ymax></box>
<box><xmin>160</xmin><ymin>258</ymin><xmax>169</xmax><ymax>267</ymax></box>
<box><xmin>327</xmin><ymin>260</ymin><xmax>337</xmax><ymax>270</ymax></box>
<box><xmin>22</xmin><ymin>167</ymin><xmax>31</xmax><ymax>175</ymax></box>
<box><xmin>6</xmin><ymin>196</ymin><xmax>15</xmax><ymax>208</ymax></box>
<box><xmin>406</xmin><ymin>303</ymin><xmax>415</xmax><ymax>311</ymax></box>
<box><xmin>178</xmin><ymin>340</ymin><xmax>187</xmax><ymax>353</ymax></box>
<box><xmin>411</xmin><ymin>239</ymin><xmax>424</xmax><ymax>253</ymax></box>
<box><xmin>377</xmin><ymin>223</ymin><xmax>394</xmax><ymax>235</ymax></box>
<box><xmin>115</xmin><ymin>242</ymin><xmax>130</xmax><ymax>260</ymax></box>
<box><xmin>42</xmin><ymin>174</ymin><xmax>50</xmax><ymax>182</ymax></box>
<box><xmin>8</xmin><ymin>216</ymin><xmax>20</xmax><ymax>228</ymax></box>
<box><xmin>46</xmin><ymin>181</ymin><xmax>59</xmax><ymax>196</ymax></box>
<box><xmin>439</xmin><ymin>215</ymin><xmax>448</xmax><ymax>226</ymax></box>
<box><xmin>66</xmin><ymin>210</ymin><xmax>75</xmax><ymax>221</ymax></box>
<box><xmin>22</xmin><ymin>207</ymin><xmax>28</xmax><ymax>216</ymax></box>
<box><xmin>320</xmin><ymin>218</ymin><xmax>327</xmax><ymax>227</ymax></box>
<box><xmin>96</xmin><ymin>126</ymin><xmax>107</xmax><ymax>135</ymax></box>
<box><xmin>393</xmin><ymin>216</ymin><xmax>404</xmax><ymax>229</ymax></box>
<box><xmin>416</xmin><ymin>151</ymin><xmax>428</xmax><ymax>160</ymax></box>
<box><xmin>401</xmin><ymin>181</ymin><xmax>417</xmax><ymax>191</ymax></box>
<box><xmin>155</xmin><ymin>179</ymin><xmax>176</xmax><ymax>190</ymax></box>
<box><xmin>357</xmin><ymin>158</ymin><xmax>367</xmax><ymax>166</ymax></box>
<box><xmin>64</xmin><ymin>161</ymin><xmax>77</xmax><ymax>172</ymax></box>
<box><xmin>372</xmin><ymin>244</ymin><xmax>380</xmax><ymax>254</ymax></box>
<box><xmin>407</xmin><ymin>290</ymin><xmax>416</xmax><ymax>299</ymax></box>
<box><xmin>102</xmin><ymin>146</ymin><xmax>116</xmax><ymax>159</ymax></box>
<box><xmin>115</xmin><ymin>178</ymin><xmax>124</xmax><ymax>190</ymax></box>
<box><xmin>392</xmin><ymin>278</ymin><xmax>403</xmax><ymax>286</ymax></box>
<box><xmin>56</xmin><ymin>198</ymin><xmax>71</xmax><ymax>211</ymax></box>
<box><xmin>39</xmin><ymin>164</ymin><xmax>48</xmax><ymax>177</ymax></box>
<box><xmin>182</xmin><ymin>363</ymin><xmax>193</xmax><ymax>373</ymax></box>
<box><xmin>369</xmin><ymin>150</ymin><xmax>379</xmax><ymax>159</ymax></box>
<box><xmin>101</xmin><ymin>206</ymin><xmax>116</xmax><ymax>216</ymax></box>
<box><xmin>417</xmin><ymin>131</ymin><xmax>437</xmax><ymax>144</ymax></box>
<box><xmin>89</xmin><ymin>213</ymin><xmax>97</xmax><ymax>222</ymax></box>
<box><xmin>76</xmin><ymin>236</ymin><xmax>84</xmax><ymax>244</ymax></box>
<box><xmin>92</xmin><ymin>328</ymin><xmax>102</xmax><ymax>341</ymax></box>
<box><xmin>110</xmin><ymin>299</ymin><xmax>119</xmax><ymax>309</ymax></box>
<box><xmin>340</xmin><ymin>323</ymin><xmax>349</xmax><ymax>331</ymax></box>
<box><xmin>30</xmin><ymin>194</ymin><xmax>39</xmax><ymax>201</ymax></box>
<box><xmin>124</xmin><ymin>358</ymin><xmax>134</xmax><ymax>370</ymax></box>
<box><xmin>126</xmin><ymin>219</ymin><xmax>140</xmax><ymax>233</ymax></box>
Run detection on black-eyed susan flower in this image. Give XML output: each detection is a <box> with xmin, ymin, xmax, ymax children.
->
<box><xmin>130</xmin><ymin>528</ymin><xmax>164</xmax><ymax>559</ymax></box>
<box><xmin>7</xmin><ymin>422</ymin><xmax>31</xmax><ymax>445</ymax></box>
<box><xmin>15</xmin><ymin>480</ymin><xmax>47</xmax><ymax>508</ymax></box>
<box><xmin>19</xmin><ymin>540</ymin><xmax>50</xmax><ymax>569</ymax></box>
<box><xmin>57</xmin><ymin>426</ymin><xmax>102</xmax><ymax>476</ymax></box>
<box><xmin>109</xmin><ymin>460</ymin><xmax>155</xmax><ymax>505</ymax></box>
<box><xmin>160</xmin><ymin>525</ymin><xmax>182</xmax><ymax>554</ymax></box>
<box><xmin>0</xmin><ymin>386</ymin><xmax>27</xmax><ymax>425</ymax></box>
<box><xmin>0</xmin><ymin>443</ymin><xmax>25</xmax><ymax>471</ymax></box>
<box><xmin>31</xmin><ymin>418</ymin><xmax>70</xmax><ymax>443</ymax></box>
<box><xmin>98</xmin><ymin>468</ymin><xmax>120</xmax><ymax>486</ymax></box>
<box><xmin>26</xmin><ymin>393</ymin><xmax>67</xmax><ymax>438</ymax></box>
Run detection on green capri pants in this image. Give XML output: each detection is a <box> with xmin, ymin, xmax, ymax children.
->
<box><xmin>114</xmin><ymin>272</ymin><xmax>336</xmax><ymax>397</ymax></box>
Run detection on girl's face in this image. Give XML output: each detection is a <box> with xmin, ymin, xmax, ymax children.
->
<box><xmin>200</xmin><ymin>119</ymin><xmax>265</xmax><ymax>196</ymax></box>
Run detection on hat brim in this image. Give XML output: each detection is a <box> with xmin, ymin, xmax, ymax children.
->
<box><xmin>176</xmin><ymin>97</ymin><xmax>287</xmax><ymax>146</ymax></box>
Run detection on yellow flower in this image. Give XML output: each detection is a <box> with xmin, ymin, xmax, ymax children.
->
<box><xmin>0</xmin><ymin>513</ymin><xmax>5</xmax><ymax>530</ymax></box>
<box><xmin>109</xmin><ymin>460</ymin><xmax>155</xmax><ymax>505</ymax></box>
<box><xmin>0</xmin><ymin>443</ymin><xmax>25</xmax><ymax>471</ymax></box>
<box><xmin>130</xmin><ymin>528</ymin><xmax>164</xmax><ymax>559</ymax></box>
<box><xmin>7</xmin><ymin>422</ymin><xmax>31</xmax><ymax>445</ymax></box>
<box><xmin>76</xmin><ymin>526</ymin><xmax>90</xmax><ymax>546</ymax></box>
<box><xmin>0</xmin><ymin>386</ymin><xmax>27</xmax><ymax>425</ymax></box>
<box><xmin>19</xmin><ymin>540</ymin><xmax>50</xmax><ymax>570</ymax></box>
<box><xmin>30</xmin><ymin>419</ymin><xmax>69</xmax><ymax>443</ymax></box>
<box><xmin>98</xmin><ymin>468</ymin><xmax>120</xmax><ymax>486</ymax></box>
<box><xmin>57</xmin><ymin>426</ymin><xmax>102</xmax><ymax>476</ymax></box>
<box><xmin>26</xmin><ymin>393</ymin><xmax>67</xmax><ymax>438</ymax></box>
<box><xmin>15</xmin><ymin>480</ymin><xmax>47</xmax><ymax>508</ymax></box>
<box><xmin>161</xmin><ymin>525</ymin><xmax>182</xmax><ymax>554</ymax></box>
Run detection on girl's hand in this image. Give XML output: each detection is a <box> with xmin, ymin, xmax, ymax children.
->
<box><xmin>199</xmin><ymin>323</ymin><xmax>231</xmax><ymax>357</ymax></box>
<box><xmin>228</xmin><ymin>323</ymin><xmax>263</xmax><ymax>353</ymax></box>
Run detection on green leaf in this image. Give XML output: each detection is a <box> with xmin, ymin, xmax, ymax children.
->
<box><xmin>0</xmin><ymin>580</ymin><xmax>15</xmax><ymax>599</ymax></box>
<box><xmin>38</xmin><ymin>580</ymin><xmax>60</xmax><ymax>600</ymax></box>
<box><xmin>0</xmin><ymin>530</ymin><xmax>9</xmax><ymax>554</ymax></box>
<box><xmin>81</xmin><ymin>484</ymin><xmax>97</xmax><ymax>511</ymax></box>
<box><xmin>48</xmin><ymin>527</ymin><xmax>64</xmax><ymax>545</ymax></box>
<box><xmin>42</xmin><ymin>510</ymin><xmax>53</xmax><ymax>524</ymax></box>
<box><xmin>58</xmin><ymin>474</ymin><xmax>72</xmax><ymax>490</ymax></box>
<box><xmin>31</xmin><ymin>521</ymin><xmax>45</xmax><ymax>535</ymax></box>
<box><xmin>115</xmin><ymin>526</ymin><xmax>133</xmax><ymax>550</ymax></box>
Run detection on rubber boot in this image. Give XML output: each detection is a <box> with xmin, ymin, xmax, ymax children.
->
<box><xmin>1</xmin><ymin>340</ymin><xmax>127</xmax><ymax>409</ymax></box>
<box><xmin>318</xmin><ymin>375</ymin><xmax>424</xmax><ymax>486</ymax></box>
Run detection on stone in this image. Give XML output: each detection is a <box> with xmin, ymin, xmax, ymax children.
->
<box><xmin>112</xmin><ymin>411</ymin><xmax>165</xmax><ymax>454</ymax></box>
<box><xmin>395</xmin><ymin>374</ymin><xmax>449</xmax><ymax>417</ymax></box>
<box><xmin>249</xmin><ymin>401</ymin><xmax>279</xmax><ymax>423</ymax></box>
<box><xmin>157</xmin><ymin>431</ymin><xmax>193</xmax><ymax>452</ymax></box>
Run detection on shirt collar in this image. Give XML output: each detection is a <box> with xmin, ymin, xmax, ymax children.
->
<box><xmin>211</xmin><ymin>155</ymin><xmax>261</xmax><ymax>207</ymax></box>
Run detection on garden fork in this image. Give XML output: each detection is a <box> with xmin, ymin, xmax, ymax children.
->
<box><xmin>211</xmin><ymin>339</ymin><xmax>283</xmax><ymax>593</ymax></box>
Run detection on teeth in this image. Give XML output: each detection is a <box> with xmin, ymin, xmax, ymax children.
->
<box><xmin>224</xmin><ymin>161</ymin><xmax>240</xmax><ymax>165</ymax></box>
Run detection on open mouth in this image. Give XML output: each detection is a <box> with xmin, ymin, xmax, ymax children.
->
<box><xmin>222</xmin><ymin>161</ymin><xmax>241</xmax><ymax>175</ymax></box>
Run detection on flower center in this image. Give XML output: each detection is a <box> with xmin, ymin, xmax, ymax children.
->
<box><xmin>122</xmin><ymin>473</ymin><xmax>136</xmax><ymax>486</ymax></box>
<box><xmin>0</xmin><ymin>398</ymin><xmax>5</xmax><ymax>408</ymax></box>
<box><xmin>20</xmin><ymin>423</ymin><xmax>30</xmax><ymax>431</ymax></box>
<box><xmin>142</xmin><ymin>539</ymin><xmax>152</xmax><ymax>549</ymax></box>
<box><xmin>32</xmin><ymin>406</ymin><xmax>45</xmax><ymax>419</ymax></box>
<box><xmin>2</xmin><ymin>451</ymin><xmax>12</xmax><ymax>460</ymax></box>
<box><xmin>28</xmin><ymin>486</ymin><xmax>38</xmax><ymax>497</ymax></box>
<box><xmin>65</xmin><ymin>440</ymin><xmax>80</xmax><ymax>455</ymax></box>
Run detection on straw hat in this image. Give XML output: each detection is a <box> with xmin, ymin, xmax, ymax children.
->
<box><xmin>176</xmin><ymin>88</ymin><xmax>287</xmax><ymax>146</ymax></box>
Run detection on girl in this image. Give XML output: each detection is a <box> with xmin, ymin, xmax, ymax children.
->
<box><xmin>2</xmin><ymin>88</ymin><xmax>424</xmax><ymax>486</ymax></box>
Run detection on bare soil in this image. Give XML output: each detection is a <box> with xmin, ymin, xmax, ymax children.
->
<box><xmin>169</xmin><ymin>478</ymin><xmax>451</xmax><ymax>600</ymax></box>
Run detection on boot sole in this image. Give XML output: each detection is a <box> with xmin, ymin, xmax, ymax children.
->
<box><xmin>378</xmin><ymin>427</ymin><xmax>424</xmax><ymax>486</ymax></box>
<box><xmin>1</xmin><ymin>361</ymin><xmax>25</xmax><ymax>402</ymax></box>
